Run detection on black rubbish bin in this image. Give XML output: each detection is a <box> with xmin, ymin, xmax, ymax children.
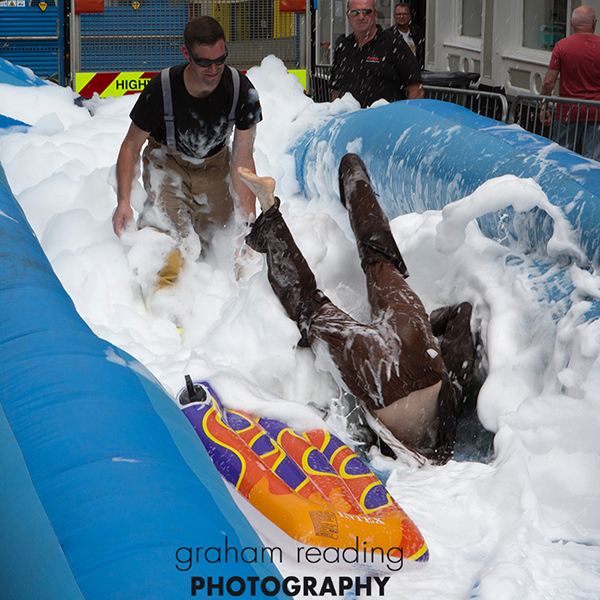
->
<box><xmin>421</xmin><ymin>71</ymin><xmax>481</xmax><ymax>88</ymax></box>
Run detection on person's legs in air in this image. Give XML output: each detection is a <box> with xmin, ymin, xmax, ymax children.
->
<box><xmin>238</xmin><ymin>160</ymin><xmax>457</xmax><ymax>460</ymax></box>
<box><xmin>333</xmin><ymin>154</ymin><xmax>445</xmax><ymax>448</ymax></box>
<box><xmin>338</xmin><ymin>153</ymin><xmax>409</xmax><ymax>277</ymax></box>
<box><xmin>239</xmin><ymin>168</ymin><xmax>330</xmax><ymax>346</ymax></box>
<box><xmin>337</xmin><ymin>155</ymin><xmax>475</xmax><ymax>462</ymax></box>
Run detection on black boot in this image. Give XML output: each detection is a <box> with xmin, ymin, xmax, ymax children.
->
<box><xmin>246</xmin><ymin>199</ymin><xmax>329</xmax><ymax>346</ymax></box>
<box><xmin>338</xmin><ymin>153</ymin><xmax>409</xmax><ymax>278</ymax></box>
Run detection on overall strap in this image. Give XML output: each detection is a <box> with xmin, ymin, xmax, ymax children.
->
<box><xmin>163</xmin><ymin>66</ymin><xmax>238</xmax><ymax>147</ymax></box>
<box><xmin>228</xmin><ymin>65</ymin><xmax>240</xmax><ymax>126</ymax></box>
<box><xmin>161</xmin><ymin>67</ymin><xmax>176</xmax><ymax>148</ymax></box>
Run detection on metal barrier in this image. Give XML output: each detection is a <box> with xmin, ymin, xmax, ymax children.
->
<box><xmin>423</xmin><ymin>85</ymin><xmax>509</xmax><ymax>123</ymax></box>
<box><xmin>0</xmin><ymin>1</ymin><xmax>67</xmax><ymax>84</ymax></box>
<box><xmin>79</xmin><ymin>0</ymin><xmax>186</xmax><ymax>73</ymax></box>
<box><xmin>311</xmin><ymin>64</ymin><xmax>509</xmax><ymax>124</ymax></box>
<box><xmin>312</xmin><ymin>63</ymin><xmax>331</xmax><ymax>102</ymax></box>
<box><xmin>311</xmin><ymin>67</ymin><xmax>600</xmax><ymax>162</ymax></box>
<box><xmin>509</xmin><ymin>94</ymin><xmax>600</xmax><ymax>160</ymax></box>
<box><xmin>193</xmin><ymin>0</ymin><xmax>299</xmax><ymax>70</ymax></box>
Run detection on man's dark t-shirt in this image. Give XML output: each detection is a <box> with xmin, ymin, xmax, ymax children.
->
<box><xmin>130</xmin><ymin>64</ymin><xmax>262</xmax><ymax>159</ymax></box>
<box><xmin>330</xmin><ymin>26</ymin><xmax>422</xmax><ymax>108</ymax></box>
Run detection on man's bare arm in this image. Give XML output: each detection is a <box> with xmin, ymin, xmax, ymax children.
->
<box><xmin>540</xmin><ymin>68</ymin><xmax>559</xmax><ymax>97</ymax></box>
<box><xmin>539</xmin><ymin>68</ymin><xmax>559</xmax><ymax>125</ymax></box>
<box><xmin>230</xmin><ymin>126</ymin><xmax>258</xmax><ymax>223</ymax></box>
<box><xmin>114</xmin><ymin>122</ymin><xmax>149</xmax><ymax>236</ymax></box>
<box><xmin>406</xmin><ymin>82</ymin><xmax>424</xmax><ymax>100</ymax></box>
<box><xmin>331</xmin><ymin>89</ymin><xmax>340</xmax><ymax>102</ymax></box>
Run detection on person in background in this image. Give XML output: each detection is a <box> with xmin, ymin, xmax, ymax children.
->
<box><xmin>330</xmin><ymin>0</ymin><xmax>423</xmax><ymax>108</ymax></box>
<box><xmin>387</xmin><ymin>3</ymin><xmax>425</xmax><ymax>69</ymax></box>
<box><xmin>540</xmin><ymin>5</ymin><xmax>600</xmax><ymax>160</ymax></box>
<box><xmin>113</xmin><ymin>16</ymin><xmax>262</xmax><ymax>290</ymax></box>
<box><xmin>237</xmin><ymin>154</ymin><xmax>476</xmax><ymax>464</ymax></box>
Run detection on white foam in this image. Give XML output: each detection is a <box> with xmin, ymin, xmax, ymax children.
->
<box><xmin>2</xmin><ymin>55</ymin><xmax>600</xmax><ymax>598</ymax></box>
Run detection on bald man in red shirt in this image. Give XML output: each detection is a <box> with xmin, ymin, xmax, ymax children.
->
<box><xmin>540</xmin><ymin>5</ymin><xmax>600</xmax><ymax>159</ymax></box>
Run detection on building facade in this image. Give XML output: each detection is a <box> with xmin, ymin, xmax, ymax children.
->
<box><xmin>426</xmin><ymin>0</ymin><xmax>600</xmax><ymax>96</ymax></box>
<box><xmin>314</xmin><ymin>0</ymin><xmax>600</xmax><ymax>96</ymax></box>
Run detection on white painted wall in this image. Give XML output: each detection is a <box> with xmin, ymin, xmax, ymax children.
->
<box><xmin>425</xmin><ymin>0</ymin><xmax>600</xmax><ymax>96</ymax></box>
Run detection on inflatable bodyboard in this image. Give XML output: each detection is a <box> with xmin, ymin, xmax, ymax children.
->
<box><xmin>178</xmin><ymin>380</ymin><xmax>429</xmax><ymax>573</ymax></box>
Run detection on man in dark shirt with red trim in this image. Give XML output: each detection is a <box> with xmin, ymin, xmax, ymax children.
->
<box><xmin>331</xmin><ymin>0</ymin><xmax>423</xmax><ymax>108</ymax></box>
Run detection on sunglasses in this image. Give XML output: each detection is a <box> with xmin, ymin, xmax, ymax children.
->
<box><xmin>187</xmin><ymin>48</ymin><xmax>228</xmax><ymax>68</ymax></box>
<box><xmin>347</xmin><ymin>8</ymin><xmax>373</xmax><ymax>16</ymax></box>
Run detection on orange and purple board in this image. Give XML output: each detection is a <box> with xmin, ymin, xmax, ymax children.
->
<box><xmin>180</xmin><ymin>382</ymin><xmax>429</xmax><ymax>570</ymax></box>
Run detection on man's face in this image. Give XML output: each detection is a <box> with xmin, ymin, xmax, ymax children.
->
<box><xmin>347</xmin><ymin>0</ymin><xmax>377</xmax><ymax>37</ymax></box>
<box><xmin>183</xmin><ymin>39</ymin><xmax>227</xmax><ymax>92</ymax></box>
<box><xmin>394</xmin><ymin>5</ymin><xmax>411</xmax><ymax>29</ymax></box>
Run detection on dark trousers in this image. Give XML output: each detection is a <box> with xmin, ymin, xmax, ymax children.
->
<box><xmin>309</xmin><ymin>263</ymin><xmax>444</xmax><ymax>409</ymax></box>
<box><xmin>246</xmin><ymin>153</ymin><xmax>444</xmax><ymax>408</ymax></box>
<box><xmin>245</xmin><ymin>154</ymin><xmax>473</xmax><ymax>462</ymax></box>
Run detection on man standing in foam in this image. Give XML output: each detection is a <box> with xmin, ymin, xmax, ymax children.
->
<box><xmin>238</xmin><ymin>155</ymin><xmax>475</xmax><ymax>464</ymax></box>
<box><xmin>330</xmin><ymin>0</ymin><xmax>423</xmax><ymax>108</ymax></box>
<box><xmin>113</xmin><ymin>17</ymin><xmax>262</xmax><ymax>291</ymax></box>
<box><xmin>540</xmin><ymin>5</ymin><xmax>600</xmax><ymax>159</ymax></box>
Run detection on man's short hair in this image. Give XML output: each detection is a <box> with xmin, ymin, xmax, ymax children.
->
<box><xmin>184</xmin><ymin>16</ymin><xmax>226</xmax><ymax>47</ymax></box>
<box><xmin>395</xmin><ymin>2</ymin><xmax>410</xmax><ymax>10</ymax></box>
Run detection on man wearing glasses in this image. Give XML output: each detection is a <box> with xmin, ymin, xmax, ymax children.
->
<box><xmin>330</xmin><ymin>0</ymin><xmax>423</xmax><ymax>108</ymax></box>
<box><xmin>113</xmin><ymin>17</ymin><xmax>262</xmax><ymax>291</ymax></box>
<box><xmin>387</xmin><ymin>3</ymin><xmax>424</xmax><ymax>69</ymax></box>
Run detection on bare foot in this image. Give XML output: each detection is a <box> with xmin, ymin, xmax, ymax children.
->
<box><xmin>237</xmin><ymin>167</ymin><xmax>276</xmax><ymax>212</ymax></box>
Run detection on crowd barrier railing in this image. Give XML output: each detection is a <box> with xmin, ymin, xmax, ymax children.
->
<box><xmin>423</xmin><ymin>85</ymin><xmax>508</xmax><ymax>123</ymax></box>
<box><xmin>509</xmin><ymin>94</ymin><xmax>600</xmax><ymax>160</ymax></box>
<box><xmin>310</xmin><ymin>66</ymin><xmax>600</xmax><ymax>161</ymax></box>
<box><xmin>312</xmin><ymin>64</ymin><xmax>331</xmax><ymax>102</ymax></box>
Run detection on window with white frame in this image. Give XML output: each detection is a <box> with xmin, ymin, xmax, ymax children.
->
<box><xmin>523</xmin><ymin>0</ymin><xmax>568</xmax><ymax>49</ymax></box>
<box><xmin>462</xmin><ymin>0</ymin><xmax>483</xmax><ymax>37</ymax></box>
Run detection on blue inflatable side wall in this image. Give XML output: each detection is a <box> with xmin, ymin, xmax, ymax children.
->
<box><xmin>0</xmin><ymin>56</ymin><xmax>47</xmax><ymax>87</ymax></box>
<box><xmin>0</xmin><ymin>160</ymin><xmax>284</xmax><ymax>598</ymax></box>
<box><xmin>293</xmin><ymin>100</ymin><xmax>600</xmax><ymax>266</ymax></box>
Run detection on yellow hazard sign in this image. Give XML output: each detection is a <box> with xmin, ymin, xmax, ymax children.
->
<box><xmin>75</xmin><ymin>72</ymin><xmax>158</xmax><ymax>99</ymax></box>
<box><xmin>76</xmin><ymin>69</ymin><xmax>307</xmax><ymax>99</ymax></box>
<box><xmin>288</xmin><ymin>69</ymin><xmax>307</xmax><ymax>90</ymax></box>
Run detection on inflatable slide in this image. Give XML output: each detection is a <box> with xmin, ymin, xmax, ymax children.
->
<box><xmin>3</xmin><ymin>54</ymin><xmax>600</xmax><ymax>598</ymax></box>
<box><xmin>294</xmin><ymin>99</ymin><xmax>600</xmax><ymax>267</ymax></box>
<box><xmin>0</xmin><ymin>62</ymin><xmax>286</xmax><ymax>600</ymax></box>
